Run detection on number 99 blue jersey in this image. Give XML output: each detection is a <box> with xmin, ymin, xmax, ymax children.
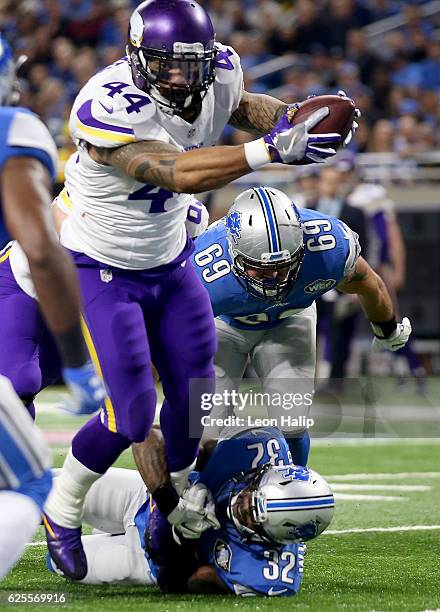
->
<box><xmin>196</xmin><ymin>427</ymin><xmax>305</xmax><ymax>597</ymax></box>
<box><xmin>191</xmin><ymin>208</ymin><xmax>360</xmax><ymax>330</ymax></box>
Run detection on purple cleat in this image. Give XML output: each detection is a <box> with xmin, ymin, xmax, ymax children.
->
<box><xmin>43</xmin><ymin>513</ymin><xmax>87</xmax><ymax>580</ymax></box>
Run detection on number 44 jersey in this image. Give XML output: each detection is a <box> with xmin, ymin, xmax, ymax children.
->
<box><xmin>192</xmin><ymin>208</ymin><xmax>361</xmax><ymax>330</ymax></box>
<box><xmin>61</xmin><ymin>45</ymin><xmax>243</xmax><ymax>270</ymax></box>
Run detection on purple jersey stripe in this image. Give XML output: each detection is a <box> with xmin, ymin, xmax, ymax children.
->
<box><xmin>77</xmin><ymin>99</ymin><xmax>134</xmax><ymax>135</ymax></box>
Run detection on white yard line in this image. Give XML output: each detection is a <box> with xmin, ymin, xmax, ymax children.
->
<box><xmin>324</xmin><ymin>525</ymin><xmax>440</xmax><ymax>535</ymax></box>
<box><xmin>312</xmin><ymin>438</ymin><xmax>440</xmax><ymax>446</ymax></box>
<box><xmin>326</xmin><ymin>472</ymin><xmax>440</xmax><ymax>480</ymax></box>
<box><xmin>331</xmin><ymin>484</ymin><xmax>430</xmax><ymax>491</ymax></box>
<box><xmin>334</xmin><ymin>493</ymin><xmax>406</xmax><ymax>501</ymax></box>
<box><xmin>29</xmin><ymin>524</ymin><xmax>440</xmax><ymax>546</ymax></box>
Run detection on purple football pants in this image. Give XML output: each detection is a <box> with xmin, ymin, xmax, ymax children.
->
<box><xmin>69</xmin><ymin>249</ymin><xmax>216</xmax><ymax>473</ymax></box>
<box><xmin>0</xmin><ymin>253</ymin><xmax>61</xmax><ymax>418</ymax></box>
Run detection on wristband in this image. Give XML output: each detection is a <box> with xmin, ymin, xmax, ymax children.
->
<box><xmin>370</xmin><ymin>317</ymin><xmax>397</xmax><ymax>339</ymax></box>
<box><xmin>244</xmin><ymin>138</ymin><xmax>272</xmax><ymax>170</ymax></box>
<box><xmin>152</xmin><ymin>483</ymin><xmax>179</xmax><ymax>517</ymax></box>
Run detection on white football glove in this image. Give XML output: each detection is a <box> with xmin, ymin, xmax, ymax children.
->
<box><xmin>371</xmin><ymin>317</ymin><xmax>412</xmax><ymax>352</ymax></box>
<box><xmin>167</xmin><ymin>482</ymin><xmax>220</xmax><ymax>539</ymax></box>
<box><xmin>266</xmin><ymin>106</ymin><xmax>341</xmax><ymax>164</ymax></box>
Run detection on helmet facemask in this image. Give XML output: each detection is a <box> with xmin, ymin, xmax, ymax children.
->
<box><xmin>231</xmin><ymin>244</ymin><xmax>305</xmax><ymax>303</ymax></box>
<box><xmin>128</xmin><ymin>42</ymin><xmax>216</xmax><ymax>115</ymax></box>
<box><xmin>228</xmin><ymin>464</ymin><xmax>278</xmax><ymax>545</ymax></box>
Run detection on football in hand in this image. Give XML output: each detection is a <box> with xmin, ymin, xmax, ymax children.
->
<box><xmin>290</xmin><ymin>94</ymin><xmax>356</xmax><ymax>150</ymax></box>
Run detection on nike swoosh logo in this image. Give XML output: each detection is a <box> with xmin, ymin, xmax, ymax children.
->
<box><xmin>268</xmin><ymin>587</ymin><xmax>288</xmax><ymax>596</ymax></box>
<box><xmin>99</xmin><ymin>101</ymin><xmax>113</xmax><ymax>114</ymax></box>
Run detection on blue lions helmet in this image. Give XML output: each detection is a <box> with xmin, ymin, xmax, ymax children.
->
<box><xmin>229</xmin><ymin>464</ymin><xmax>334</xmax><ymax>544</ymax></box>
<box><xmin>0</xmin><ymin>35</ymin><xmax>18</xmax><ymax>106</ymax></box>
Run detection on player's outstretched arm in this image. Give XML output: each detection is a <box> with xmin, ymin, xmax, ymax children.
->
<box><xmin>2</xmin><ymin>156</ymin><xmax>105</xmax><ymax>414</ymax></box>
<box><xmin>133</xmin><ymin>428</ymin><xmax>219</xmax><ymax>539</ymax></box>
<box><xmin>2</xmin><ymin>157</ymin><xmax>87</xmax><ymax>359</ymax></box>
<box><xmin>337</xmin><ymin>256</ymin><xmax>411</xmax><ymax>351</ymax></box>
<box><xmin>89</xmin><ymin>106</ymin><xmax>342</xmax><ymax>193</ymax></box>
<box><xmin>90</xmin><ymin>139</ymin><xmax>250</xmax><ymax>194</ymax></box>
<box><xmin>228</xmin><ymin>90</ymin><xmax>288</xmax><ymax>135</ymax></box>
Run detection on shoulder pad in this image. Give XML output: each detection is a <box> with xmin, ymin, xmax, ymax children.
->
<box><xmin>70</xmin><ymin>60</ymin><xmax>157</xmax><ymax>147</ymax></box>
<box><xmin>7</xmin><ymin>109</ymin><xmax>58</xmax><ymax>172</ymax></box>
<box><xmin>213</xmin><ymin>43</ymin><xmax>243</xmax><ymax>112</ymax></box>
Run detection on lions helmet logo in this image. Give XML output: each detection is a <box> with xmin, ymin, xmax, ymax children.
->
<box><xmin>226</xmin><ymin>210</ymin><xmax>242</xmax><ymax>245</ymax></box>
<box><xmin>214</xmin><ymin>539</ymin><xmax>232</xmax><ymax>572</ymax></box>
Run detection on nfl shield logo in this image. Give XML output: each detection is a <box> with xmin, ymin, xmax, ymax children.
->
<box><xmin>100</xmin><ymin>269</ymin><xmax>113</xmax><ymax>283</ymax></box>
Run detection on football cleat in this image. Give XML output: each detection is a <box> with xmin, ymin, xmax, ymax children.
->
<box><xmin>42</xmin><ymin>513</ymin><xmax>87</xmax><ymax>580</ymax></box>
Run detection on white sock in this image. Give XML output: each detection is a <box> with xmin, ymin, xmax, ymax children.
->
<box><xmin>0</xmin><ymin>491</ymin><xmax>41</xmax><ymax>579</ymax></box>
<box><xmin>170</xmin><ymin>459</ymin><xmax>197</xmax><ymax>495</ymax></box>
<box><xmin>44</xmin><ymin>450</ymin><xmax>101</xmax><ymax>528</ymax></box>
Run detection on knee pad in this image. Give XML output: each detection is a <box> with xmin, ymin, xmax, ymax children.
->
<box><xmin>16</xmin><ymin>469</ymin><xmax>53</xmax><ymax>512</ymax></box>
<box><xmin>2</xmin><ymin>363</ymin><xmax>41</xmax><ymax>399</ymax></box>
<box><xmin>122</xmin><ymin>389</ymin><xmax>157</xmax><ymax>442</ymax></box>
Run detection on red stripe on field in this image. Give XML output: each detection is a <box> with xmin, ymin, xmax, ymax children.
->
<box><xmin>43</xmin><ymin>431</ymin><xmax>74</xmax><ymax>444</ymax></box>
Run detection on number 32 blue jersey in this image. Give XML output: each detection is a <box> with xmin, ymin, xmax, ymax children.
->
<box><xmin>196</xmin><ymin>427</ymin><xmax>305</xmax><ymax>597</ymax></box>
<box><xmin>191</xmin><ymin>208</ymin><xmax>360</xmax><ymax>330</ymax></box>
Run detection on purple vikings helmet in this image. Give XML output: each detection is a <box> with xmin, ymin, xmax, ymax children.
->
<box><xmin>127</xmin><ymin>0</ymin><xmax>216</xmax><ymax>115</ymax></box>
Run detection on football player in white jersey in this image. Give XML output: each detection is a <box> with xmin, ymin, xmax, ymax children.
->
<box><xmin>0</xmin><ymin>37</ymin><xmax>105</xmax><ymax>579</ymax></box>
<box><xmin>43</xmin><ymin>0</ymin><xmax>358</xmax><ymax>580</ymax></box>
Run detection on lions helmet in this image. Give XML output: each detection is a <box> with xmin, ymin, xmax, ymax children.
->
<box><xmin>127</xmin><ymin>0</ymin><xmax>216</xmax><ymax>115</ymax></box>
<box><xmin>229</xmin><ymin>464</ymin><xmax>334</xmax><ymax>544</ymax></box>
<box><xmin>225</xmin><ymin>187</ymin><xmax>305</xmax><ymax>302</ymax></box>
<box><xmin>0</xmin><ymin>36</ymin><xmax>18</xmax><ymax>106</ymax></box>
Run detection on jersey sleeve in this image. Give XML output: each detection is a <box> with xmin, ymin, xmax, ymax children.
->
<box><xmin>191</xmin><ymin>222</ymin><xmax>236</xmax><ymax>316</ymax></box>
<box><xmin>213</xmin><ymin>43</ymin><xmax>244</xmax><ymax>114</ymax></box>
<box><xmin>338</xmin><ymin>220</ymin><xmax>362</xmax><ymax>278</ymax></box>
<box><xmin>185</xmin><ymin>200</ymin><xmax>209</xmax><ymax>238</ymax></box>
<box><xmin>5</xmin><ymin>110</ymin><xmax>58</xmax><ymax>180</ymax></box>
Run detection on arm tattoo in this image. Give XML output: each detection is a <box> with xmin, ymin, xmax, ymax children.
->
<box><xmin>132</xmin><ymin>427</ymin><xmax>169</xmax><ymax>494</ymax></box>
<box><xmin>90</xmin><ymin>140</ymin><xmax>179</xmax><ymax>190</ymax></box>
<box><xmin>228</xmin><ymin>90</ymin><xmax>288</xmax><ymax>135</ymax></box>
<box><xmin>346</xmin><ymin>267</ymin><xmax>368</xmax><ymax>283</ymax></box>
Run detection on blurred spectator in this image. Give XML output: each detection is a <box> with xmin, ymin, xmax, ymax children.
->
<box><xmin>311</xmin><ymin>165</ymin><xmax>368</xmax><ymax>389</ymax></box>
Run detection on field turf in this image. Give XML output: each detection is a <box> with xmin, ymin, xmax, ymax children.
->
<box><xmin>1</xmin><ymin>386</ymin><xmax>440</xmax><ymax>612</ymax></box>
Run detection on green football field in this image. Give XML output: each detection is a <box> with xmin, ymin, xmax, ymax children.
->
<box><xmin>2</xmin><ymin>385</ymin><xmax>440</xmax><ymax>612</ymax></box>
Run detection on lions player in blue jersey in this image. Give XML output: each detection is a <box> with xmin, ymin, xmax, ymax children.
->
<box><xmin>0</xmin><ymin>37</ymin><xmax>105</xmax><ymax>579</ymax></box>
<box><xmin>47</xmin><ymin>425</ymin><xmax>334</xmax><ymax>596</ymax></box>
<box><xmin>191</xmin><ymin>186</ymin><xmax>412</xmax><ymax>466</ymax></box>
